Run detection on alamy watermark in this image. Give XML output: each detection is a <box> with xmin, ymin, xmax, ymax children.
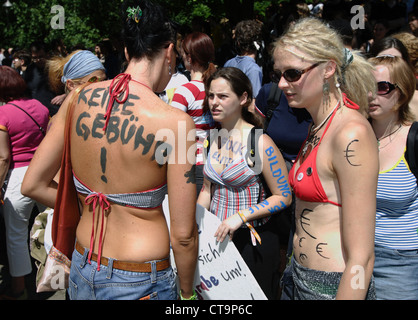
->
<box><xmin>351</xmin><ymin>5</ymin><xmax>366</xmax><ymax>30</ymax></box>
<box><xmin>48</xmin><ymin>265</ymin><xmax>68</xmax><ymax>290</ymax></box>
<box><xmin>50</xmin><ymin>5</ymin><xmax>65</xmax><ymax>30</ymax></box>
<box><xmin>351</xmin><ymin>265</ymin><xmax>366</xmax><ymax>290</ymax></box>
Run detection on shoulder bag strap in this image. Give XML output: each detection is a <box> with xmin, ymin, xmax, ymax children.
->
<box><xmin>7</xmin><ymin>102</ymin><xmax>45</xmax><ymax>135</ymax></box>
<box><xmin>52</xmin><ymin>82</ymin><xmax>95</xmax><ymax>257</ymax></box>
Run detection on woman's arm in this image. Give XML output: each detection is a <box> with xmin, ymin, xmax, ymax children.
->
<box><xmin>215</xmin><ymin>134</ymin><xmax>292</xmax><ymax>242</ymax></box>
<box><xmin>21</xmin><ymin>92</ymin><xmax>72</xmax><ymax>208</ymax></box>
<box><xmin>168</xmin><ymin>116</ymin><xmax>198</xmax><ymax>299</ymax></box>
<box><xmin>197</xmin><ymin>176</ymin><xmax>211</xmax><ymax>210</ymax></box>
<box><xmin>0</xmin><ymin>130</ymin><xmax>11</xmax><ymax>198</ymax></box>
<box><xmin>333</xmin><ymin>121</ymin><xmax>378</xmax><ymax>300</ymax></box>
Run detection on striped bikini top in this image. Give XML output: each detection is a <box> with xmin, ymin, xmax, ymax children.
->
<box><xmin>73</xmin><ymin>173</ymin><xmax>167</xmax><ymax>270</ymax></box>
<box><xmin>203</xmin><ymin>143</ymin><xmax>269</xmax><ymax>227</ymax></box>
<box><xmin>375</xmin><ymin>154</ymin><xmax>418</xmax><ymax>250</ymax></box>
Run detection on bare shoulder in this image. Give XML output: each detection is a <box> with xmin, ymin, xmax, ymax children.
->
<box><xmin>331</xmin><ymin>109</ymin><xmax>378</xmax><ymax>170</ymax></box>
<box><xmin>157</xmin><ymin>99</ymin><xmax>196</xmax><ymax>130</ymax></box>
<box><xmin>259</xmin><ymin>131</ymin><xmax>277</xmax><ymax>149</ymax></box>
<box><xmin>332</xmin><ymin>109</ymin><xmax>375</xmax><ymax>146</ymax></box>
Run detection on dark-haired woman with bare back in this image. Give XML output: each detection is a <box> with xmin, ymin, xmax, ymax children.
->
<box><xmin>22</xmin><ymin>0</ymin><xmax>198</xmax><ymax>300</ymax></box>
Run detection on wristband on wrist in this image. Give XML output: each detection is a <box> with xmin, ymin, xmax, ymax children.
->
<box><xmin>180</xmin><ymin>289</ymin><xmax>197</xmax><ymax>300</ymax></box>
<box><xmin>237</xmin><ymin>211</ymin><xmax>262</xmax><ymax>245</ymax></box>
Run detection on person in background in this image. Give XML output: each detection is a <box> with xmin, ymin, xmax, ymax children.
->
<box><xmin>273</xmin><ymin>17</ymin><xmax>378</xmax><ymax>300</ymax></box>
<box><xmin>24</xmin><ymin>42</ymin><xmax>58</xmax><ymax>116</ymax></box>
<box><xmin>94</xmin><ymin>43</ymin><xmax>105</xmax><ymax>64</ymax></box>
<box><xmin>392</xmin><ymin>32</ymin><xmax>418</xmax><ymax>78</ymax></box>
<box><xmin>0</xmin><ymin>48</ymin><xmax>5</xmax><ymax>66</ymax></box>
<box><xmin>0</xmin><ymin>66</ymin><xmax>49</xmax><ymax>300</ymax></box>
<box><xmin>11</xmin><ymin>50</ymin><xmax>31</xmax><ymax>77</ymax></box>
<box><xmin>368</xmin><ymin>55</ymin><xmax>418</xmax><ymax>300</ymax></box>
<box><xmin>369</xmin><ymin>36</ymin><xmax>418</xmax><ymax>120</ymax></box>
<box><xmin>46</xmin><ymin>50</ymin><xmax>106</xmax><ymax>107</ymax></box>
<box><xmin>409</xmin><ymin>7</ymin><xmax>418</xmax><ymax>36</ymax></box>
<box><xmin>170</xmin><ymin>31</ymin><xmax>217</xmax><ymax>195</ymax></box>
<box><xmin>224</xmin><ymin>20</ymin><xmax>264</xmax><ymax>100</ymax></box>
<box><xmin>159</xmin><ymin>70</ymin><xmax>189</xmax><ymax>105</ymax></box>
<box><xmin>198</xmin><ymin>67</ymin><xmax>292</xmax><ymax>299</ymax></box>
<box><xmin>361</xmin><ymin>20</ymin><xmax>391</xmax><ymax>53</ymax></box>
<box><xmin>369</xmin><ymin>37</ymin><xmax>412</xmax><ymax>64</ymax></box>
<box><xmin>22</xmin><ymin>0</ymin><xmax>198</xmax><ymax>300</ymax></box>
<box><xmin>158</xmin><ymin>32</ymin><xmax>191</xmax><ymax>105</ymax></box>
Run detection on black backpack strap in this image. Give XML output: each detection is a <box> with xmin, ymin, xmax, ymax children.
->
<box><xmin>264</xmin><ymin>83</ymin><xmax>282</xmax><ymax>130</ymax></box>
<box><xmin>246</xmin><ymin>127</ymin><xmax>265</xmax><ymax>173</ymax></box>
<box><xmin>246</xmin><ymin>126</ymin><xmax>272</xmax><ymax>199</ymax></box>
<box><xmin>406</xmin><ymin>121</ymin><xmax>418</xmax><ymax>180</ymax></box>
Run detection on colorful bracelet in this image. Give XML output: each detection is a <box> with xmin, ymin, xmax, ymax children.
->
<box><xmin>237</xmin><ymin>211</ymin><xmax>262</xmax><ymax>245</ymax></box>
<box><xmin>180</xmin><ymin>289</ymin><xmax>197</xmax><ymax>300</ymax></box>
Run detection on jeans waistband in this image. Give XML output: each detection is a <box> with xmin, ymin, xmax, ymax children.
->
<box><xmin>75</xmin><ymin>241</ymin><xmax>170</xmax><ymax>273</ymax></box>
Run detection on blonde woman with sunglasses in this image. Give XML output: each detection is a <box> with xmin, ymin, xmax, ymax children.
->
<box><xmin>368</xmin><ymin>55</ymin><xmax>418</xmax><ymax>300</ymax></box>
<box><xmin>272</xmin><ymin>18</ymin><xmax>378</xmax><ymax>300</ymax></box>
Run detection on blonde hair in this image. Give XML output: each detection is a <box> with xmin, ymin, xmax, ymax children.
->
<box><xmin>47</xmin><ymin>50</ymin><xmax>82</xmax><ymax>94</ymax></box>
<box><xmin>369</xmin><ymin>55</ymin><xmax>416</xmax><ymax>124</ymax></box>
<box><xmin>273</xmin><ymin>17</ymin><xmax>376</xmax><ymax>115</ymax></box>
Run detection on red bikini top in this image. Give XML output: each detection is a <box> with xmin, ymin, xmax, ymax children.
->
<box><xmin>289</xmin><ymin>94</ymin><xmax>359</xmax><ymax>207</ymax></box>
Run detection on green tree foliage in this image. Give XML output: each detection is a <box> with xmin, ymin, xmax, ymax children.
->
<box><xmin>0</xmin><ymin>0</ymin><xmax>292</xmax><ymax>51</ymax></box>
<box><xmin>1</xmin><ymin>0</ymin><xmax>122</xmax><ymax>50</ymax></box>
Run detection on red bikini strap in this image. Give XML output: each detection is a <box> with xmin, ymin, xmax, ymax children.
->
<box><xmin>104</xmin><ymin>73</ymin><xmax>132</xmax><ymax>132</ymax></box>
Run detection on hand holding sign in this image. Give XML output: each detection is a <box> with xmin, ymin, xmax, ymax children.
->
<box><xmin>163</xmin><ymin>196</ymin><xmax>267</xmax><ymax>300</ymax></box>
<box><xmin>214</xmin><ymin>213</ymin><xmax>243</xmax><ymax>243</ymax></box>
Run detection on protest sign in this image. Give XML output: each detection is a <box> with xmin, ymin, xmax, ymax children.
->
<box><xmin>163</xmin><ymin>197</ymin><xmax>267</xmax><ymax>300</ymax></box>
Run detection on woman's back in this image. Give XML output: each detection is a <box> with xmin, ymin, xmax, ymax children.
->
<box><xmin>70</xmin><ymin>78</ymin><xmax>194</xmax><ymax>262</ymax></box>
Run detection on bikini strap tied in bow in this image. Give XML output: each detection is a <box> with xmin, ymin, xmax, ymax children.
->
<box><xmin>104</xmin><ymin>73</ymin><xmax>132</xmax><ymax>132</ymax></box>
<box><xmin>84</xmin><ymin>192</ymin><xmax>111</xmax><ymax>271</ymax></box>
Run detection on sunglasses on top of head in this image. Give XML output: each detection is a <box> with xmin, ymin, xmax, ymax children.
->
<box><xmin>377</xmin><ymin>81</ymin><xmax>398</xmax><ymax>95</ymax></box>
<box><xmin>271</xmin><ymin>62</ymin><xmax>323</xmax><ymax>83</ymax></box>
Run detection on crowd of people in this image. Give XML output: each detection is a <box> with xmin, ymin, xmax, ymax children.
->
<box><xmin>0</xmin><ymin>0</ymin><xmax>417</xmax><ymax>300</ymax></box>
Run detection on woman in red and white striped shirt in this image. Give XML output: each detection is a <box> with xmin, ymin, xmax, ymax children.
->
<box><xmin>171</xmin><ymin>32</ymin><xmax>217</xmax><ymax>195</ymax></box>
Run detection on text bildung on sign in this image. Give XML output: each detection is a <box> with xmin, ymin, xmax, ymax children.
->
<box><xmin>163</xmin><ymin>197</ymin><xmax>267</xmax><ymax>300</ymax></box>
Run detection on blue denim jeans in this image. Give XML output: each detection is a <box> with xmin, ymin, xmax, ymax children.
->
<box><xmin>374</xmin><ymin>245</ymin><xmax>418</xmax><ymax>300</ymax></box>
<box><xmin>68</xmin><ymin>246</ymin><xmax>177</xmax><ymax>300</ymax></box>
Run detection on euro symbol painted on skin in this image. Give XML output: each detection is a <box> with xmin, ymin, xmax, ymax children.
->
<box><xmin>299</xmin><ymin>237</ymin><xmax>306</xmax><ymax>247</ymax></box>
<box><xmin>299</xmin><ymin>253</ymin><xmax>308</xmax><ymax>263</ymax></box>
<box><xmin>300</xmin><ymin>208</ymin><xmax>317</xmax><ymax>239</ymax></box>
<box><xmin>316</xmin><ymin>242</ymin><xmax>330</xmax><ymax>259</ymax></box>
<box><xmin>344</xmin><ymin>139</ymin><xmax>361</xmax><ymax>167</ymax></box>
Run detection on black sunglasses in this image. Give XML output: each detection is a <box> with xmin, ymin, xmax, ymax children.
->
<box><xmin>271</xmin><ymin>62</ymin><xmax>322</xmax><ymax>83</ymax></box>
<box><xmin>377</xmin><ymin>81</ymin><xmax>398</xmax><ymax>95</ymax></box>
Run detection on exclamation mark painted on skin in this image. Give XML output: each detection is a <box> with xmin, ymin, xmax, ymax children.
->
<box><xmin>101</xmin><ymin>147</ymin><xmax>108</xmax><ymax>183</ymax></box>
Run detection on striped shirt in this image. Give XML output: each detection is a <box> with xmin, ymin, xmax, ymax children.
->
<box><xmin>171</xmin><ymin>80</ymin><xmax>216</xmax><ymax>165</ymax></box>
<box><xmin>203</xmin><ymin>146</ymin><xmax>269</xmax><ymax>227</ymax></box>
<box><xmin>375</xmin><ymin>155</ymin><xmax>418</xmax><ymax>250</ymax></box>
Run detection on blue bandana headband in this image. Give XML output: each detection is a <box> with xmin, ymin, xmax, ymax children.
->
<box><xmin>61</xmin><ymin>50</ymin><xmax>105</xmax><ymax>84</ymax></box>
